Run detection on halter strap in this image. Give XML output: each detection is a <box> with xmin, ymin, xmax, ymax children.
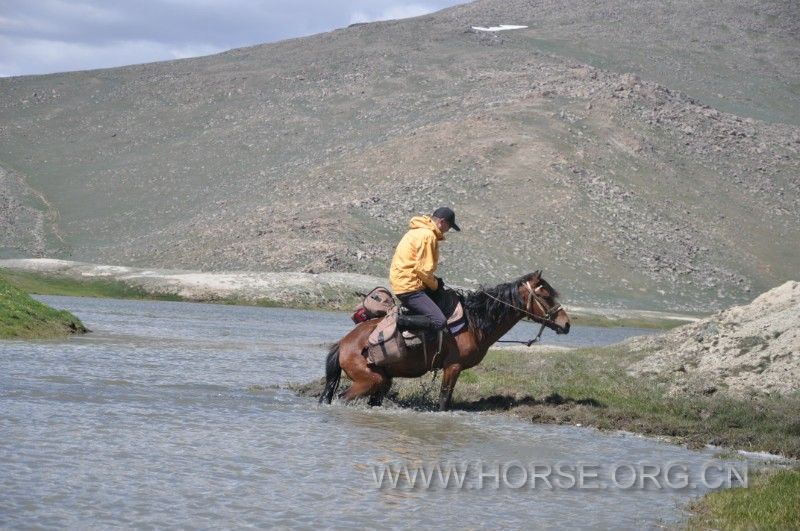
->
<box><xmin>486</xmin><ymin>280</ymin><xmax>562</xmax><ymax>346</ymax></box>
<box><xmin>524</xmin><ymin>281</ymin><xmax>563</xmax><ymax>323</ymax></box>
<box><xmin>479</xmin><ymin>280</ymin><xmax>562</xmax><ymax>327</ymax></box>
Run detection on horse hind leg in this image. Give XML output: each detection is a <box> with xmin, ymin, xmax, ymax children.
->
<box><xmin>336</xmin><ymin>329</ymin><xmax>390</xmax><ymax>406</ymax></box>
<box><xmin>338</xmin><ymin>379</ymin><xmax>374</xmax><ymax>403</ymax></box>
<box><xmin>339</xmin><ymin>370</ymin><xmax>390</xmax><ymax>406</ymax></box>
<box><xmin>368</xmin><ymin>377</ymin><xmax>392</xmax><ymax>407</ymax></box>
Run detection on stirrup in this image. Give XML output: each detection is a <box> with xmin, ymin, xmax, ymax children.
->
<box><xmin>422</xmin><ymin>330</ymin><xmax>444</xmax><ymax>370</ymax></box>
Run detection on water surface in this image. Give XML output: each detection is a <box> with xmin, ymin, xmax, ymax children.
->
<box><xmin>1</xmin><ymin>296</ymin><xmax>732</xmax><ymax>529</ymax></box>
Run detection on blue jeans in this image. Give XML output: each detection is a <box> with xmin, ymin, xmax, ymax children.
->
<box><xmin>397</xmin><ymin>290</ymin><xmax>447</xmax><ymax>330</ymax></box>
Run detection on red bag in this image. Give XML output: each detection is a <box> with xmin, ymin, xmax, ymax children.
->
<box><xmin>351</xmin><ymin>307</ymin><xmax>369</xmax><ymax>324</ymax></box>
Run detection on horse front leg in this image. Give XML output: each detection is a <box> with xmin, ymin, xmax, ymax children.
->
<box><xmin>438</xmin><ymin>363</ymin><xmax>461</xmax><ymax>411</ymax></box>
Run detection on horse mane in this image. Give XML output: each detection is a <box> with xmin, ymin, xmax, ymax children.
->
<box><xmin>459</xmin><ymin>272</ymin><xmax>553</xmax><ymax>335</ymax></box>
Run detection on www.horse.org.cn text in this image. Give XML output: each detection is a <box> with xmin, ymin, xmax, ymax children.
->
<box><xmin>369</xmin><ymin>460</ymin><xmax>748</xmax><ymax>491</ymax></box>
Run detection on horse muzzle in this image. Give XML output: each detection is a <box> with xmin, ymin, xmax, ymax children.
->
<box><xmin>550</xmin><ymin>309</ymin><xmax>570</xmax><ymax>334</ymax></box>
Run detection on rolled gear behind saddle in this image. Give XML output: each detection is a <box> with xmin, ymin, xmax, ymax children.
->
<box><xmin>352</xmin><ymin>287</ymin><xmax>395</xmax><ymax>324</ymax></box>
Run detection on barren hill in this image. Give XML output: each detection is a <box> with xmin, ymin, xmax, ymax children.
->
<box><xmin>628</xmin><ymin>281</ymin><xmax>799</xmax><ymax>397</ymax></box>
<box><xmin>1</xmin><ymin>0</ymin><xmax>798</xmax><ymax>312</ymax></box>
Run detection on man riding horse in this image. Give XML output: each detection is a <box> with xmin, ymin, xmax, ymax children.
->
<box><xmin>390</xmin><ymin>206</ymin><xmax>460</xmax><ymax>332</ymax></box>
<box><xmin>319</xmin><ymin>206</ymin><xmax>570</xmax><ymax>410</ymax></box>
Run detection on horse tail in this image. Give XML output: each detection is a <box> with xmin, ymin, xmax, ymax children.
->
<box><xmin>319</xmin><ymin>343</ymin><xmax>342</xmax><ymax>404</ymax></box>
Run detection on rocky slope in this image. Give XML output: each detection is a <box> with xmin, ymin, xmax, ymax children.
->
<box><xmin>0</xmin><ymin>0</ymin><xmax>798</xmax><ymax>312</ymax></box>
<box><xmin>628</xmin><ymin>281</ymin><xmax>800</xmax><ymax>397</ymax></box>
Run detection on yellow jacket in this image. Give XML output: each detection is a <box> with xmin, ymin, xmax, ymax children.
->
<box><xmin>389</xmin><ymin>215</ymin><xmax>444</xmax><ymax>295</ymax></box>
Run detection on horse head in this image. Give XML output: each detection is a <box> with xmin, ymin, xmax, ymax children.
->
<box><xmin>520</xmin><ymin>270</ymin><xmax>570</xmax><ymax>334</ymax></box>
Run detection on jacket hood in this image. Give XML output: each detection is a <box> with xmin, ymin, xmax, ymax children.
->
<box><xmin>408</xmin><ymin>215</ymin><xmax>444</xmax><ymax>240</ymax></box>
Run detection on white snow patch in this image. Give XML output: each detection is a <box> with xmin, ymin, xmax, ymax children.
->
<box><xmin>471</xmin><ymin>25</ymin><xmax>528</xmax><ymax>32</ymax></box>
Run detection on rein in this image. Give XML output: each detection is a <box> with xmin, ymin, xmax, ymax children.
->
<box><xmin>483</xmin><ymin>280</ymin><xmax>563</xmax><ymax>346</ymax></box>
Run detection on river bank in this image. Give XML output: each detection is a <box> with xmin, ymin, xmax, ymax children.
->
<box><xmin>300</xmin><ymin>343</ymin><xmax>800</xmax><ymax>459</ymax></box>
<box><xmin>0</xmin><ymin>258</ymin><xmax>697</xmax><ymax>328</ymax></box>
<box><xmin>298</xmin><ymin>342</ymin><xmax>799</xmax><ymax>527</ymax></box>
<box><xmin>391</xmin><ymin>344</ymin><xmax>800</xmax><ymax>458</ymax></box>
<box><xmin>0</xmin><ymin>275</ymin><xmax>87</xmax><ymax>339</ymax></box>
<box><xmin>687</xmin><ymin>468</ymin><xmax>800</xmax><ymax>529</ymax></box>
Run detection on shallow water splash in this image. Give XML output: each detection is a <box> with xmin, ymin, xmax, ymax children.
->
<box><xmin>1</xmin><ymin>297</ymin><xmax>735</xmax><ymax>529</ymax></box>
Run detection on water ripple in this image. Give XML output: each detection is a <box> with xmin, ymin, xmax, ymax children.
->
<box><xmin>1</xmin><ymin>296</ymin><xmax>731</xmax><ymax>529</ymax></box>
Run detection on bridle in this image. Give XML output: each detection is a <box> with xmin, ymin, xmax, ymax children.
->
<box><xmin>521</xmin><ymin>280</ymin><xmax>564</xmax><ymax>342</ymax></box>
<box><xmin>523</xmin><ymin>280</ymin><xmax>563</xmax><ymax>327</ymax></box>
<box><xmin>484</xmin><ymin>279</ymin><xmax>565</xmax><ymax>346</ymax></box>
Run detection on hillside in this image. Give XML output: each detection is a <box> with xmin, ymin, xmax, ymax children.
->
<box><xmin>628</xmin><ymin>280</ymin><xmax>799</xmax><ymax>397</ymax></box>
<box><xmin>1</xmin><ymin>0</ymin><xmax>798</xmax><ymax>312</ymax></box>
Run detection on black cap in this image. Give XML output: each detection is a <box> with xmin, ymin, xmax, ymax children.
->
<box><xmin>432</xmin><ymin>206</ymin><xmax>460</xmax><ymax>231</ymax></box>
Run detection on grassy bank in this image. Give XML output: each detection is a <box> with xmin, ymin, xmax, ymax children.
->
<box><xmin>0</xmin><ymin>269</ymin><xmax>184</xmax><ymax>301</ymax></box>
<box><xmin>0</xmin><ymin>268</ymin><xmax>356</xmax><ymax>310</ymax></box>
<box><xmin>1</xmin><ymin>267</ymin><xmax>692</xmax><ymax>327</ymax></box>
<box><xmin>687</xmin><ymin>469</ymin><xmax>800</xmax><ymax>529</ymax></box>
<box><xmin>0</xmin><ymin>275</ymin><xmax>88</xmax><ymax>339</ymax></box>
<box><xmin>568</xmin><ymin>312</ymin><xmax>692</xmax><ymax>330</ymax></box>
<box><xmin>384</xmin><ymin>345</ymin><xmax>800</xmax><ymax>458</ymax></box>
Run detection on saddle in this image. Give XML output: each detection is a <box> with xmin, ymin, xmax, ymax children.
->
<box><xmin>354</xmin><ymin>287</ymin><xmax>466</xmax><ymax>368</ymax></box>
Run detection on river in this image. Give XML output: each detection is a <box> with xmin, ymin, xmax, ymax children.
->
<box><xmin>1</xmin><ymin>296</ymin><xmax>743</xmax><ymax>529</ymax></box>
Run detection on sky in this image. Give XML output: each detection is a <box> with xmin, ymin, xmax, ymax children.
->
<box><xmin>0</xmin><ymin>0</ymin><xmax>469</xmax><ymax>78</ymax></box>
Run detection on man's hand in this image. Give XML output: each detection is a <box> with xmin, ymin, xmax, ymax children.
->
<box><xmin>435</xmin><ymin>276</ymin><xmax>445</xmax><ymax>292</ymax></box>
<box><xmin>425</xmin><ymin>276</ymin><xmax>445</xmax><ymax>297</ymax></box>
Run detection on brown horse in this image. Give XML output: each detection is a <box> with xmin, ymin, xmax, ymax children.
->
<box><xmin>319</xmin><ymin>270</ymin><xmax>570</xmax><ymax>411</ymax></box>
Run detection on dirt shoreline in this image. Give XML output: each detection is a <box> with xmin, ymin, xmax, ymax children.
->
<box><xmin>294</xmin><ymin>342</ymin><xmax>800</xmax><ymax>461</ymax></box>
<box><xmin>0</xmin><ymin>258</ymin><xmax>698</xmax><ymax>327</ymax></box>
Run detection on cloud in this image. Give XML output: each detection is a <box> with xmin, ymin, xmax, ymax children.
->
<box><xmin>0</xmin><ymin>1</ymin><xmax>467</xmax><ymax>77</ymax></box>
<box><xmin>349</xmin><ymin>4</ymin><xmax>436</xmax><ymax>25</ymax></box>
<box><xmin>0</xmin><ymin>35</ymin><xmax>224</xmax><ymax>77</ymax></box>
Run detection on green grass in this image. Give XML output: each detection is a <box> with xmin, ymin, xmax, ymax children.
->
<box><xmin>0</xmin><ymin>274</ymin><xmax>87</xmax><ymax>339</ymax></box>
<box><xmin>569</xmin><ymin>312</ymin><xmax>692</xmax><ymax>330</ymax></box>
<box><xmin>688</xmin><ymin>469</ymin><xmax>800</xmax><ymax>530</ymax></box>
<box><xmin>388</xmin><ymin>345</ymin><xmax>800</xmax><ymax>458</ymax></box>
<box><xmin>0</xmin><ymin>268</ymin><xmax>362</xmax><ymax>311</ymax></box>
<box><xmin>0</xmin><ymin>269</ymin><xmax>183</xmax><ymax>301</ymax></box>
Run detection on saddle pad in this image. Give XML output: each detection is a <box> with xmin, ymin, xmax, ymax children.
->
<box><xmin>399</xmin><ymin>300</ymin><xmax>465</xmax><ymax>344</ymax></box>
<box><xmin>398</xmin><ymin>298</ymin><xmax>467</xmax><ymax>343</ymax></box>
<box><xmin>447</xmin><ymin>300</ymin><xmax>464</xmax><ymax>325</ymax></box>
<box><xmin>366</xmin><ymin>307</ymin><xmax>405</xmax><ymax>366</ymax></box>
<box><xmin>366</xmin><ymin>336</ymin><xmax>406</xmax><ymax>367</ymax></box>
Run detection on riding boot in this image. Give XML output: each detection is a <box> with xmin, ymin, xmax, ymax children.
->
<box><xmin>396</xmin><ymin>314</ymin><xmax>441</xmax><ymax>331</ymax></box>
